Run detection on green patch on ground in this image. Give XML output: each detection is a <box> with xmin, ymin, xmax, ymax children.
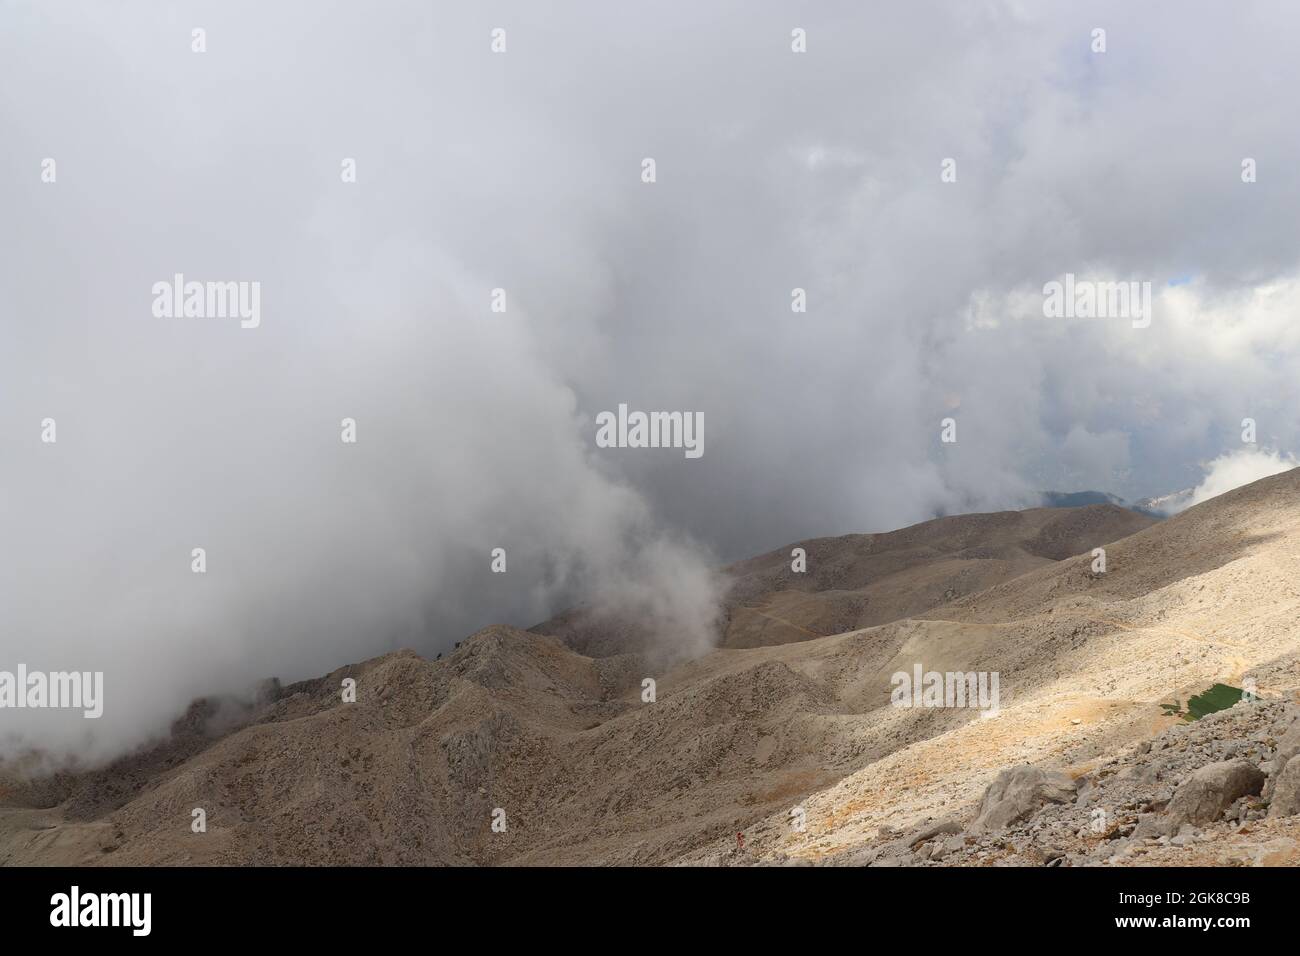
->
<box><xmin>1161</xmin><ymin>683</ymin><xmax>1245</xmax><ymax>722</ymax></box>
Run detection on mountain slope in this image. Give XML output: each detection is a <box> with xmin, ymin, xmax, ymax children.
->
<box><xmin>2</xmin><ymin>480</ymin><xmax>1297</xmax><ymax>866</ymax></box>
<box><xmin>683</xmin><ymin>468</ymin><xmax>1300</xmax><ymax>863</ymax></box>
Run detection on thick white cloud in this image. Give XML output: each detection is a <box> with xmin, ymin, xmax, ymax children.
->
<box><xmin>1182</xmin><ymin>448</ymin><xmax>1299</xmax><ymax>511</ymax></box>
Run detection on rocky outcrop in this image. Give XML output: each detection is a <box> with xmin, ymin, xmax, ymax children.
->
<box><xmin>971</xmin><ymin>765</ymin><xmax>1077</xmax><ymax>833</ymax></box>
<box><xmin>1165</xmin><ymin>759</ymin><xmax>1266</xmax><ymax>827</ymax></box>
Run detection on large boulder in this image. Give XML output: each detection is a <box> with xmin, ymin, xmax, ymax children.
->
<box><xmin>1262</xmin><ymin>717</ymin><xmax>1300</xmax><ymax>800</ymax></box>
<box><xmin>970</xmin><ymin>766</ymin><xmax>1076</xmax><ymax>833</ymax></box>
<box><xmin>1267</xmin><ymin>756</ymin><xmax>1300</xmax><ymax>818</ymax></box>
<box><xmin>1274</xmin><ymin>718</ymin><xmax>1300</xmax><ymax>767</ymax></box>
<box><xmin>1167</xmin><ymin>759</ymin><xmax>1265</xmax><ymax>826</ymax></box>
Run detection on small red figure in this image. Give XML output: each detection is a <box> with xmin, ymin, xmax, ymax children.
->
<box><xmin>736</xmin><ymin>832</ymin><xmax>745</xmax><ymax>851</ymax></box>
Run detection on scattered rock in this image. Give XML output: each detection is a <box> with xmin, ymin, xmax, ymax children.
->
<box><xmin>906</xmin><ymin>818</ymin><xmax>962</xmax><ymax>848</ymax></box>
<box><xmin>1132</xmin><ymin>813</ymin><xmax>1172</xmax><ymax>840</ymax></box>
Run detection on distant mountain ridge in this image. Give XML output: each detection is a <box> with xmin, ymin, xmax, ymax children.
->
<box><xmin>1039</xmin><ymin>490</ymin><xmax>1127</xmax><ymax>509</ymax></box>
<box><xmin>1131</xmin><ymin>488</ymin><xmax>1196</xmax><ymax>515</ymax></box>
<box><xmin>1040</xmin><ymin>488</ymin><xmax>1188</xmax><ymax>518</ymax></box>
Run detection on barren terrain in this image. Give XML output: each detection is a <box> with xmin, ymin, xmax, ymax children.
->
<box><xmin>4</xmin><ymin>472</ymin><xmax>1298</xmax><ymax>866</ymax></box>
